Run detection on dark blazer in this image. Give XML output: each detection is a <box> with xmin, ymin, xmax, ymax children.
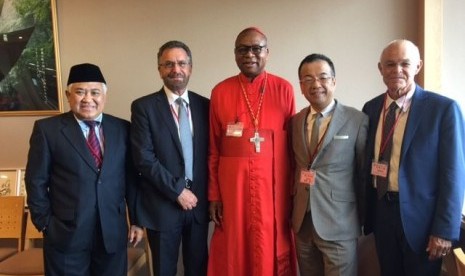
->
<box><xmin>25</xmin><ymin>111</ymin><xmax>137</xmax><ymax>253</ymax></box>
<box><xmin>130</xmin><ymin>88</ymin><xmax>209</xmax><ymax>231</ymax></box>
<box><xmin>363</xmin><ymin>85</ymin><xmax>465</xmax><ymax>253</ymax></box>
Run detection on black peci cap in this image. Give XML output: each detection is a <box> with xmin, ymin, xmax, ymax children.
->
<box><xmin>67</xmin><ymin>63</ymin><xmax>106</xmax><ymax>85</ymax></box>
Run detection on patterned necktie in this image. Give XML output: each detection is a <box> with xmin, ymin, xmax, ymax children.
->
<box><xmin>377</xmin><ymin>102</ymin><xmax>398</xmax><ymax>199</ymax></box>
<box><xmin>176</xmin><ymin>97</ymin><xmax>193</xmax><ymax>180</ymax></box>
<box><xmin>84</xmin><ymin>121</ymin><xmax>102</xmax><ymax>168</ymax></box>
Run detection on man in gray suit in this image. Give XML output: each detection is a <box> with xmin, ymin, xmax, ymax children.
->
<box><xmin>291</xmin><ymin>54</ymin><xmax>368</xmax><ymax>276</ymax></box>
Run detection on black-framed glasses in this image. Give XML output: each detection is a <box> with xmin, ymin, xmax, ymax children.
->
<box><xmin>299</xmin><ymin>75</ymin><xmax>334</xmax><ymax>85</ymax></box>
<box><xmin>159</xmin><ymin>61</ymin><xmax>191</xmax><ymax>69</ymax></box>
<box><xmin>235</xmin><ymin>45</ymin><xmax>267</xmax><ymax>56</ymax></box>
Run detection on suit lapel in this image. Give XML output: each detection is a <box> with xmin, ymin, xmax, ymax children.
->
<box><xmin>298</xmin><ymin>107</ymin><xmax>311</xmax><ymax>163</ymax></box>
<box><xmin>189</xmin><ymin>93</ymin><xmax>201</xmax><ymax>156</ymax></box>
<box><xmin>155</xmin><ymin>91</ymin><xmax>184</xmax><ymax>156</ymax></box>
<box><xmin>100</xmin><ymin>115</ymin><xmax>116</xmax><ymax>171</ymax></box>
<box><xmin>60</xmin><ymin>112</ymin><xmax>99</xmax><ymax>171</ymax></box>
<box><xmin>313</xmin><ymin>102</ymin><xmax>346</xmax><ymax>164</ymax></box>
<box><xmin>400</xmin><ymin>87</ymin><xmax>428</xmax><ymax>161</ymax></box>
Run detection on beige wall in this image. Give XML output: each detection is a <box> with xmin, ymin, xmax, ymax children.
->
<box><xmin>1</xmin><ymin>0</ymin><xmax>420</xmax><ymax>167</ymax></box>
<box><xmin>443</xmin><ymin>0</ymin><xmax>465</xmax><ymax>111</ymax></box>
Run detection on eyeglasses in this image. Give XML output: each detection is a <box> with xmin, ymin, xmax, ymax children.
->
<box><xmin>235</xmin><ymin>45</ymin><xmax>267</xmax><ymax>56</ymax></box>
<box><xmin>299</xmin><ymin>75</ymin><xmax>333</xmax><ymax>85</ymax></box>
<box><xmin>159</xmin><ymin>61</ymin><xmax>191</xmax><ymax>69</ymax></box>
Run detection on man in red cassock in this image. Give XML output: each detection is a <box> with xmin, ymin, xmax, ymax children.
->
<box><xmin>208</xmin><ymin>27</ymin><xmax>296</xmax><ymax>276</ymax></box>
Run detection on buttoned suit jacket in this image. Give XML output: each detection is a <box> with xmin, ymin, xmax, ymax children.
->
<box><xmin>291</xmin><ymin>100</ymin><xmax>368</xmax><ymax>241</ymax></box>
<box><xmin>362</xmin><ymin>85</ymin><xmax>465</xmax><ymax>253</ymax></box>
<box><xmin>25</xmin><ymin>111</ymin><xmax>137</xmax><ymax>253</ymax></box>
<box><xmin>130</xmin><ymin>88</ymin><xmax>209</xmax><ymax>231</ymax></box>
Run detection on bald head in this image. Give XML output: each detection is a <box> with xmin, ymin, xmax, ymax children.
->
<box><xmin>380</xmin><ymin>39</ymin><xmax>421</xmax><ymax>64</ymax></box>
<box><xmin>378</xmin><ymin>39</ymin><xmax>423</xmax><ymax>99</ymax></box>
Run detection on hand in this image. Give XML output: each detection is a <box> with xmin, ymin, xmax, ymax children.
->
<box><xmin>209</xmin><ymin>201</ymin><xmax>223</xmax><ymax>226</ymax></box>
<box><xmin>426</xmin><ymin>235</ymin><xmax>452</xmax><ymax>260</ymax></box>
<box><xmin>128</xmin><ymin>225</ymin><xmax>144</xmax><ymax>247</ymax></box>
<box><xmin>176</xmin><ymin>188</ymin><xmax>198</xmax><ymax>210</ymax></box>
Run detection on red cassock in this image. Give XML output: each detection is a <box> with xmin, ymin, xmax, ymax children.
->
<box><xmin>208</xmin><ymin>72</ymin><xmax>296</xmax><ymax>276</ymax></box>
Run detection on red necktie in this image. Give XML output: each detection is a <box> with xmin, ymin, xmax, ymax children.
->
<box><xmin>84</xmin><ymin>121</ymin><xmax>102</xmax><ymax>168</ymax></box>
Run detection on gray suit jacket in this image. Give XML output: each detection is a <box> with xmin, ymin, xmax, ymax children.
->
<box><xmin>291</xmin><ymin>100</ymin><xmax>368</xmax><ymax>241</ymax></box>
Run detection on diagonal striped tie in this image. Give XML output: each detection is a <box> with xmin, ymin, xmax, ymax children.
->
<box><xmin>377</xmin><ymin>102</ymin><xmax>398</xmax><ymax>199</ymax></box>
<box><xmin>84</xmin><ymin>121</ymin><xmax>103</xmax><ymax>168</ymax></box>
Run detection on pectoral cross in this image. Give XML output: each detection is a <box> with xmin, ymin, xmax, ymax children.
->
<box><xmin>250</xmin><ymin>131</ymin><xmax>265</xmax><ymax>153</ymax></box>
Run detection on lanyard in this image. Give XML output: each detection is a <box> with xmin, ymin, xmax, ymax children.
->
<box><xmin>304</xmin><ymin>110</ymin><xmax>329</xmax><ymax>167</ymax></box>
<box><xmin>379</xmin><ymin>94</ymin><xmax>405</xmax><ymax>157</ymax></box>
<box><xmin>170</xmin><ymin>101</ymin><xmax>190</xmax><ymax>124</ymax></box>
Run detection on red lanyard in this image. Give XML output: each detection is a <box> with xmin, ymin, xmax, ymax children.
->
<box><xmin>170</xmin><ymin>101</ymin><xmax>190</xmax><ymax>124</ymax></box>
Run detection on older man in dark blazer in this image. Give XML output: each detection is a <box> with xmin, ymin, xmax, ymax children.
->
<box><xmin>131</xmin><ymin>41</ymin><xmax>210</xmax><ymax>276</ymax></box>
<box><xmin>25</xmin><ymin>63</ymin><xmax>143</xmax><ymax>276</ymax></box>
<box><xmin>363</xmin><ymin>39</ymin><xmax>465</xmax><ymax>276</ymax></box>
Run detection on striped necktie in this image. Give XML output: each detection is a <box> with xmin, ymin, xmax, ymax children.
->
<box><xmin>84</xmin><ymin>121</ymin><xmax>102</xmax><ymax>168</ymax></box>
<box><xmin>377</xmin><ymin>102</ymin><xmax>398</xmax><ymax>199</ymax></box>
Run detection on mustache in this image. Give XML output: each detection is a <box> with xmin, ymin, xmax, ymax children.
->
<box><xmin>168</xmin><ymin>72</ymin><xmax>185</xmax><ymax>78</ymax></box>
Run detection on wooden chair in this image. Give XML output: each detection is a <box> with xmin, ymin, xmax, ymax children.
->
<box><xmin>454</xmin><ymin>247</ymin><xmax>465</xmax><ymax>276</ymax></box>
<box><xmin>0</xmin><ymin>211</ymin><xmax>44</xmax><ymax>276</ymax></box>
<box><xmin>127</xmin><ymin>243</ymin><xmax>147</xmax><ymax>276</ymax></box>
<box><xmin>127</xmin><ymin>223</ymin><xmax>152</xmax><ymax>276</ymax></box>
<box><xmin>126</xmin><ymin>208</ymin><xmax>152</xmax><ymax>276</ymax></box>
<box><xmin>0</xmin><ymin>196</ymin><xmax>25</xmax><ymax>262</ymax></box>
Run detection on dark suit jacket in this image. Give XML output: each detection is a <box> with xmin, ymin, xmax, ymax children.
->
<box><xmin>363</xmin><ymin>85</ymin><xmax>465</xmax><ymax>253</ymax></box>
<box><xmin>25</xmin><ymin>111</ymin><xmax>137</xmax><ymax>253</ymax></box>
<box><xmin>130</xmin><ymin>88</ymin><xmax>209</xmax><ymax>231</ymax></box>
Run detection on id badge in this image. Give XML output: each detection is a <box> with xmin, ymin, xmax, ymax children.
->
<box><xmin>371</xmin><ymin>160</ymin><xmax>388</xmax><ymax>177</ymax></box>
<box><xmin>226</xmin><ymin>122</ymin><xmax>244</xmax><ymax>137</ymax></box>
<box><xmin>300</xmin><ymin>169</ymin><xmax>316</xmax><ymax>186</ymax></box>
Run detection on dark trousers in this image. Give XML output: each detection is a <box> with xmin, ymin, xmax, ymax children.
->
<box><xmin>43</xmin><ymin>222</ymin><xmax>127</xmax><ymax>276</ymax></box>
<box><xmin>374</xmin><ymin>196</ymin><xmax>442</xmax><ymax>276</ymax></box>
<box><xmin>146</xmin><ymin>211</ymin><xmax>208</xmax><ymax>276</ymax></box>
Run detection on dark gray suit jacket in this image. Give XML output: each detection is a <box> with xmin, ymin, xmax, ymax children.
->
<box><xmin>130</xmin><ymin>89</ymin><xmax>209</xmax><ymax>231</ymax></box>
<box><xmin>25</xmin><ymin>111</ymin><xmax>137</xmax><ymax>253</ymax></box>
